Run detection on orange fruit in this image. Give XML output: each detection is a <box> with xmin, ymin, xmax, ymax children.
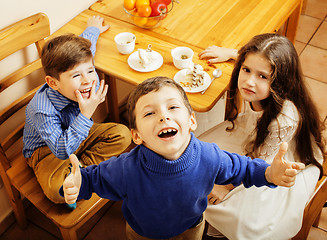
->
<box><xmin>135</xmin><ymin>0</ymin><xmax>150</xmax><ymax>9</ymax></box>
<box><xmin>137</xmin><ymin>4</ymin><xmax>152</xmax><ymax>17</ymax></box>
<box><xmin>124</xmin><ymin>0</ymin><xmax>136</xmax><ymax>10</ymax></box>
<box><xmin>144</xmin><ymin>18</ymin><xmax>158</xmax><ymax>27</ymax></box>
<box><xmin>133</xmin><ymin>12</ymin><xmax>148</xmax><ymax>26</ymax></box>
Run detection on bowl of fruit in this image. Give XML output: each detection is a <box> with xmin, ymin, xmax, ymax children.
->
<box><xmin>123</xmin><ymin>0</ymin><xmax>174</xmax><ymax>29</ymax></box>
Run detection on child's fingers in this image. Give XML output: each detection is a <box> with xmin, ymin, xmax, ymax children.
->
<box><xmin>208</xmin><ymin>58</ymin><xmax>224</xmax><ymax>64</ymax></box>
<box><xmin>100</xmin><ymin>83</ymin><xmax>108</xmax><ymax>101</ymax></box>
<box><xmin>64</xmin><ymin>186</ymin><xmax>79</xmax><ymax>195</ymax></box>
<box><xmin>99</xmin><ymin>86</ymin><xmax>108</xmax><ymax>104</ymax></box>
<box><xmin>69</xmin><ymin>154</ymin><xmax>80</xmax><ymax>174</ymax></box>
<box><xmin>89</xmin><ymin>80</ymin><xmax>97</xmax><ymax>96</ymax></box>
<box><xmin>97</xmin><ymin>79</ymin><xmax>105</xmax><ymax>94</ymax></box>
<box><xmin>284</xmin><ymin>168</ymin><xmax>297</xmax><ymax>177</ymax></box>
<box><xmin>63</xmin><ymin>179</ymin><xmax>78</xmax><ymax>204</ymax></box>
<box><xmin>280</xmin><ymin>180</ymin><xmax>295</xmax><ymax>187</ymax></box>
<box><xmin>63</xmin><ymin>178</ymin><xmax>74</xmax><ymax>189</ymax></box>
<box><xmin>292</xmin><ymin>162</ymin><xmax>305</xmax><ymax>170</ymax></box>
<box><xmin>65</xmin><ymin>194</ymin><xmax>78</xmax><ymax>204</ymax></box>
<box><xmin>102</xmin><ymin>24</ymin><xmax>110</xmax><ymax>32</ymax></box>
<box><xmin>75</xmin><ymin>90</ymin><xmax>83</xmax><ymax>103</ymax></box>
<box><xmin>274</xmin><ymin>142</ymin><xmax>288</xmax><ymax>164</ymax></box>
<box><xmin>95</xmin><ymin>80</ymin><xmax>108</xmax><ymax>102</ymax></box>
<box><xmin>102</xmin><ymin>84</ymin><xmax>108</xmax><ymax>96</ymax></box>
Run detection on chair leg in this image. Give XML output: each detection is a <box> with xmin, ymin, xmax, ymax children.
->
<box><xmin>11</xmin><ymin>193</ymin><xmax>27</xmax><ymax>229</ymax></box>
<box><xmin>3</xmin><ymin>181</ymin><xmax>27</xmax><ymax>228</ymax></box>
<box><xmin>313</xmin><ymin>210</ymin><xmax>322</xmax><ymax>227</ymax></box>
<box><xmin>59</xmin><ymin>227</ymin><xmax>78</xmax><ymax>240</ymax></box>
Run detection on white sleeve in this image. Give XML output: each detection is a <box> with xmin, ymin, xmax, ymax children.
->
<box><xmin>257</xmin><ymin>101</ymin><xmax>299</xmax><ymax>160</ymax></box>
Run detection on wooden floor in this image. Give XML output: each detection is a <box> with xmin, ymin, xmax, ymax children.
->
<box><xmin>1</xmin><ymin>0</ymin><xmax>327</xmax><ymax>239</ymax></box>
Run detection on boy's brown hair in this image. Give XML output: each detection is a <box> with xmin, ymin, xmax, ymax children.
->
<box><xmin>127</xmin><ymin>76</ymin><xmax>193</xmax><ymax>129</ymax></box>
<box><xmin>41</xmin><ymin>34</ymin><xmax>93</xmax><ymax>79</ymax></box>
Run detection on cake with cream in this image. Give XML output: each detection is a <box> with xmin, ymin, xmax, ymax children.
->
<box><xmin>138</xmin><ymin>44</ymin><xmax>153</xmax><ymax>68</ymax></box>
<box><xmin>178</xmin><ymin>63</ymin><xmax>205</xmax><ymax>89</ymax></box>
<box><xmin>190</xmin><ymin>64</ymin><xmax>205</xmax><ymax>88</ymax></box>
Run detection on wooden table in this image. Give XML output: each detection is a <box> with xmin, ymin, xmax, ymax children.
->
<box><xmin>90</xmin><ymin>0</ymin><xmax>302</xmax><ymax>48</ymax></box>
<box><xmin>53</xmin><ymin>10</ymin><xmax>233</xmax><ymax>115</ymax></box>
<box><xmin>53</xmin><ymin>0</ymin><xmax>302</xmax><ymax>121</ymax></box>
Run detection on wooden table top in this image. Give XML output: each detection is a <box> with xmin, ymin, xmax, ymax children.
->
<box><xmin>90</xmin><ymin>0</ymin><xmax>301</xmax><ymax>49</ymax></box>
<box><xmin>53</xmin><ymin>0</ymin><xmax>301</xmax><ymax>112</ymax></box>
<box><xmin>53</xmin><ymin>10</ymin><xmax>233</xmax><ymax>112</ymax></box>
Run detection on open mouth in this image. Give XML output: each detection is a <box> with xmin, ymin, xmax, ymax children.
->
<box><xmin>80</xmin><ymin>88</ymin><xmax>91</xmax><ymax>97</ymax></box>
<box><xmin>158</xmin><ymin>128</ymin><xmax>177</xmax><ymax>138</ymax></box>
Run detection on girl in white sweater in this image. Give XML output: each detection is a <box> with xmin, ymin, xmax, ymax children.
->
<box><xmin>199</xmin><ymin>33</ymin><xmax>326</xmax><ymax>240</ymax></box>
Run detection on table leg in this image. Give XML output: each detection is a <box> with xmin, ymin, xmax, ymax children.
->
<box><xmin>97</xmin><ymin>70</ymin><xmax>120</xmax><ymax>123</ymax></box>
<box><xmin>301</xmin><ymin>0</ymin><xmax>307</xmax><ymax>14</ymax></box>
<box><xmin>106</xmin><ymin>74</ymin><xmax>120</xmax><ymax>123</ymax></box>
<box><xmin>283</xmin><ymin>0</ymin><xmax>303</xmax><ymax>44</ymax></box>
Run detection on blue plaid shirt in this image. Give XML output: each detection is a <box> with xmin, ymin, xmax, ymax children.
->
<box><xmin>23</xmin><ymin>27</ymin><xmax>100</xmax><ymax>159</ymax></box>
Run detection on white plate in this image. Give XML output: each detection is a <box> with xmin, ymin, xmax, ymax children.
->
<box><xmin>128</xmin><ymin>51</ymin><xmax>163</xmax><ymax>72</ymax></box>
<box><xmin>173</xmin><ymin>69</ymin><xmax>211</xmax><ymax>93</ymax></box>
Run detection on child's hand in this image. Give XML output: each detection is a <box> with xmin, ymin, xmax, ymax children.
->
<box><xmin>63</xmin><ymin>154</ymin><xmax>82</xmax><ymax>204</ymax></box>
<box><xmin>75</xmin><ymin>79</ymin><xmax>108</xmax><ymax>119</ymax></box>
<box><xmin>198</xmin><ymin>46</ymin><xmax>238</xmax><ymax>64</ymax></box>
<box><xmin>265</xmin><ymin>142</ymin><xmax>305</xmax><ymax>187</ymax></box>
<box><xmin>208</xmin><ymin>184</ymin><xmax>234</xmax><ymax>205</ymax></box>
<box><xmin>87</xmin><ymin>16</ymin><xmax>110</xmax><ymax>33</ymax></box>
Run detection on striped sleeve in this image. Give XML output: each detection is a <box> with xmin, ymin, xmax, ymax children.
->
<box><xmin>80</xmin><ymin>26</ymin><xmax>100</xmax><ymax>56</ymax></box>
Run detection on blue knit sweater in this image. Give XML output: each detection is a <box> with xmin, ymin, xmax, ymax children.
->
<box><xmin>78</xmin><ymin>133</ymin><xmax>275</xmax><ymax>238</ymax></box>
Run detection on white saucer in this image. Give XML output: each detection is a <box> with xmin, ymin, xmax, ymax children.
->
<box><xmin>173</xmin><ymin>69</ymin><xmax>211</xmax><ymax>93</ymax></box>
<box><xmin>128</xmin><ymin>51</ymin><xmax>163</xmax><ymax>72</ymax></box>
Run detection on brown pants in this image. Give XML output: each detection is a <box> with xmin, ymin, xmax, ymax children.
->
<box><xmin>125</xmin><ymin>218</ymin><xmax>205</xmax><ymax>240</ymax></box>
<box><xmin>27</xmin><ymin>122</ymin><xmax>131</xmax><ymax>203</ymax></box>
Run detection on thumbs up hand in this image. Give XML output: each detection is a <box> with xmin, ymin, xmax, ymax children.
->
<box><xmin>265</xmin><ymin>142</ymin><xmax>305</xmax><ymax>187</ymax></box>
<box><xmin>63</xmin><ymin>154</ymin><xmax>82</xmax><ymax>204</ymax></box>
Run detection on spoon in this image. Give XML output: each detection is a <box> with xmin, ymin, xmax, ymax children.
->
<box><xmin>201</xmin><ymin>68</ymin><xmax>222</xmax><ymax>94</ymax></box>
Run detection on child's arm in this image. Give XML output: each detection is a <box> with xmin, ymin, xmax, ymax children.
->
<box><xmin>63</xmin><ymin>154</ymin><xmax>82</xmax><ymax>204</ymax></box>
<box><xmin>198</xmin><ymin>46</ymin><xmax>238</xmax><ymax>64</ymax></box>
<box><xmin>265</xmin><ymin>142</ymin><xmax>305</xmax><ymax>187</ymax></box>
<box><xmin>81</xmin><ymin>16</ymin><xmax>109</xmax><ymax>56</ymax></box>
<box><xmin>62</xmin><ymin>153</ymin><xmax>126</xmax><ymax>204</ymax></box>
<box><xmin>77</xmin><ymin>16</ymin><xmax>109</xmax><ymax>119</ymax></box>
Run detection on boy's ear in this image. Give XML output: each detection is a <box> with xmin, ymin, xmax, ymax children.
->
<box><xmin>131</xmin><ymin>129</ymin><xmax>143</xmax><ymax>145</ymax></box>
<box><xmin>190</xmin><ymin>112</ymin><xmax>197</xmax><ymax>131</ymax></box>
<box><xmin>45</xmin><ymin>75</ymin><xmax>59</xmax><ymax>90</ymax></box>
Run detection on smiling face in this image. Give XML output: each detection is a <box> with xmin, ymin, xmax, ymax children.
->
<box><xmin>131</xmin><ymin>86</ymin><xmax>197</xmax><ymax>160</ymax></box>
<box><xmin>45</xmin><ymin>58</ymin><xmax>97</xmax><ymax>101</ymax></box>
<box><xmin>237</xmin><ymin>53</ymin><xmax>272</xmax><ymax>111</ymax></box>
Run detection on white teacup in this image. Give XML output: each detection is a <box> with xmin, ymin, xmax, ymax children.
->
<box><xmin>114</xmin><ymin>32</ymin><xmax>136</xmax><ymax>54</ymax></box>
<box><xmin>171</xmin><ymin>47</ymin><xmax>194</xmax><ymax>69</ymax></box>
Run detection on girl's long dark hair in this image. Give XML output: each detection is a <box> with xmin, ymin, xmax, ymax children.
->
<box><xmin>225</xmin><ymin>33</ymin><xmax>325</xmax><ymax>177</ymax></box>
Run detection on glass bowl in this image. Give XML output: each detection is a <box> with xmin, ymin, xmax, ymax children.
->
<box><xmin>123</xmin><ymin>2</ymin><xmax>174</xmax><ymax>29</ymax></box>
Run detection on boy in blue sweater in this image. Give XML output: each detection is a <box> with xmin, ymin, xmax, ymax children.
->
<box><xmin>62</xmin><ymin>76</ymin><xmax>304</xmax><ymax>239</ymax></box>
<box><xmin>23</xmin><ymin>16</ymin><xmax>131</xmax><ymax>204</ymax></box>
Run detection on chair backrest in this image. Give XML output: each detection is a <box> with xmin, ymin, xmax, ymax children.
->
<box><xmin>0</xmin><ymin>12</ymin><xmax>50</xmax><ymax>228</ymax></box>
<box><xmin>0</xmin><ymin>13</ymin><xmax>110</xmax><ymax>240</ymax></box>
<box><xmin>0</xmin><ymin>12</ymin><xmax>49</xmax><ymax>141</ymax></box>
<box><xmin>292</xmin><ymin>158</ymin><xmax>327</xmax><ymax>239</ymax></box>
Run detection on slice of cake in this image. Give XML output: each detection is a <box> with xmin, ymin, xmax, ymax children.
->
<box><xmin>138</xmin><ymin>44</ymin><xmax>153</xmax><ymax>68</ymax></box>
<box><xmin>178</xmin><ymin>64</ymin><xmax>205</xmax><ymax>89</ymax></box>
<box><xmin>191</xmin><ymin>64</ymin><xmax>205</xmax><ymax>88</ymax></box>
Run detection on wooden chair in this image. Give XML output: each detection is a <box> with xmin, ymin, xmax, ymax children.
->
<box><xmin>292</xmin><ymin>159</ymin><xmax>327</xmax><ymax>239</ymax></box>
<box><xmin>0</xmin><ymin>13</ymin><xmax>111</xmax><ymax>240</ymax></box>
